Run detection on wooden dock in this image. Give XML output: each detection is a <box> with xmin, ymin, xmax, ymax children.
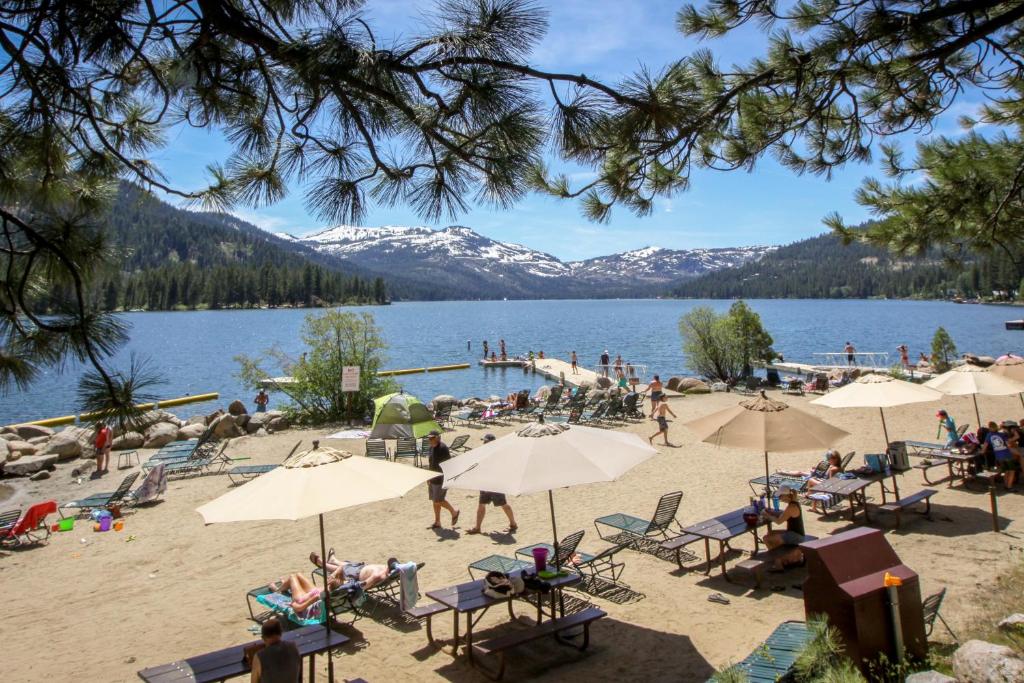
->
<box><xmin>528</xmin><ymin>358</ymin><xmax>683</xmax><ymax>398</ymax></box>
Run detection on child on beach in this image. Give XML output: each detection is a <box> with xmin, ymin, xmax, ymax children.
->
<box><xmin>937</xmin><ymin>409</ymin><xmax>957</xmax><ymax>446</ymax></box>
<box><xmin>649</xmin><ymin>399</ymin><xmax>677</xmax><ymax>446</ymax></box>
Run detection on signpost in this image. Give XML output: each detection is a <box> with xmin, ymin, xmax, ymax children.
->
<box><xmin>342</xmin><ymin>366</ymin><xmax>360</xmax><ymax>425</ymax></box>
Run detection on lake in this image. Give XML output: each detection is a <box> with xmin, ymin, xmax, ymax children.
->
<box><xmin>3</xmin><ymin>299</ymin><xmax>1022</xmax><ymax>425</ymax></box>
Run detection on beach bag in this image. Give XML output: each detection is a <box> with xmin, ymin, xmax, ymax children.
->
<box><xmin>482</xmin><ymin>571</ymin><xmax>524</xmax><ymax>599</ymax></box>
<box><xmin>865</xmin><ymin>453</ymin><xmax>887</xmax><ymax>474</ymax></box>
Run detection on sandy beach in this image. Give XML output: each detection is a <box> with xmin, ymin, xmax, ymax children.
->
<box><xmin>2</xmin><ymin>389</ymin><xmax>1019</xmax><ymax>682</ymax></box>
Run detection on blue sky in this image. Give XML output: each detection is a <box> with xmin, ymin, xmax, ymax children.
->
<box><xmin>154</xmin><ymin>1</ymin><xmax>983</xmax><ymax>261</ymax></box>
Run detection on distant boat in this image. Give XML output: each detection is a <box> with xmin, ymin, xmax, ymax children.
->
<box><xmin>1006</xmin><ymin>320</ymin><xmax>1024</xmax><ymax>330</ymax></box>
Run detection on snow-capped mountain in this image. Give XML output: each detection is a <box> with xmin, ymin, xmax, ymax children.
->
<box><xmin>279</xmin><ymin>224</ymin><xmax>774</xmax><ymax>299</ymax></box>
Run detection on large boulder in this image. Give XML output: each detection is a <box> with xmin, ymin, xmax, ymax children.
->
<box><xmin>266</xmin><ymin>412</ymin><xmax>290</xmax><ymax>432</ymax></box>
<box><xmin>905</xmin><ymin>671</ymin><xmax>955</xmax><ymax>683</ymax></box>
<box><xmin>143</xmin><ymin>422</ymin><xmax>179</xmax><ymax>449</ymax></box>
<box><xmin>27</xmin><ymin>435</ymin><xmax>51</xmax><ymax>445</ymax></box>
<box><xmin>665</xmin><ymin>376</ymin><xmax>683</xmax><ymax>392</ymax></box>
<box><xmin>233</xmin><ymin>413</ymin><xmax>250</xmax><ymax>429</ymax></box>
<box><xmin>177</xmin><ymin>423</ymin><xmax>206</xmax><ymax>440</ymax></box>
<box><xmin>681</xmin><ymin>378</ymin><xmax>712</xmax><ymax>394</ymax></box>
<box><xmin>4</xmin><ymin>453</ymin><xmax>58</xmax><ymax>476</ymax></box>
<box><xmin>228</xmin><ymin>400</ymin><xmax>247</xmax><ymax>416</ymax></box>
<box><xmin>595</xmin><ymin>377</ymin><xmax>612</xmax><ymax>389</ymax></box>
<box><xmin>432</xmin><ymin>394</ymin><xmax>457</xmax><ymax>408</ymax></box>
<box><xmin>206</xmin><ymin>409</ymin><xmax>225</xmax><ymax>425</ymax></box>
<box><xmin>41</xmin><ymin>431</ymin><xmax>83</xmax><ymax>461</ymax></box>
<box><xmin>186</xmin><ymin>414</ymin><xmax>207</xmax><ymax>427</ymax></box>
<box><xmin>6</xmin><ymin>440</ymin><xmax>38</xmax><ymax>455</ymax></box>
<box><xmin>14</xmin><ymin>423</ymin><xmax>54</xmax><ymax>440</ymax></box>
<box><xmin>112</xmin><ymin>431</ymin><xmax>144</xmax><ymax>450</ymax></box>
<box><xmin>0</xmin><ymin>432</ymin><xmax>20</xmax><ymax>441</ymax></box>
<box><xmin>211</xmin><ymin>413</ymin><xmax>243</xmax><ymax>439</ymax></box>
<box><xmin>953</xmin><ymin>640</ymin><xmax>1024</xmax><ymax>683</ymax></box>
<box><xmin>0</xmin><ymin>439</ymin><xmax>7</xmax><ymax>460</ymax></box>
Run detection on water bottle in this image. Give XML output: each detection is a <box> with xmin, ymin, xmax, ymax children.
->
<box><xmin>772</xmin><ymin>495</ymin><xmax>780</xmax><ymax>511</ymax></box>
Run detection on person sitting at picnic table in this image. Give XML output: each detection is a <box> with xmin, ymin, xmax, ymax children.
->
<box><xmin>761</xmin><ymin>487</ymin><xmax>807</xmax><ymax>570</ymax></box>
<box><xmin>308</xmin><ymin>550</ymin><xmax>397</xmax><ymax>590</ymax></box>
<box><xmin>937</xmin><ymin>409</ymin><xmax>958</xmax><ymax>447</ymax></box>
<box><xmin>981</xmin><ymin>421</ymin><xmax>1018</xmax><ymax>489</ymax></box>
<box><xmin>250</xmin><ymin>617</ymin><xmax>300</xmax><ymax>683</ymax></box>
<box><xmin>780</xmin><ymin>450</ymin><xmax>843</xmax><ymax>513</ymax></box>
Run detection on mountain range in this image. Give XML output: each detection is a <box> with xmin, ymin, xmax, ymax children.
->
<box><xmin>278</xmin><ymin>224</ymin><xmax>775</xmax><ymax>299</ymax></box>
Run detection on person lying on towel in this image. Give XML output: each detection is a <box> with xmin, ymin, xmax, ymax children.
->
<box><xmin>309</xmin><ymin>550</ymin><xmax>398</xmax><ymax>590</ymax></box>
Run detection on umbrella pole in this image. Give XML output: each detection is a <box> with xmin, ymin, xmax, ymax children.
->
<box><xmin>319</xmin><ymin>513</ymin><xmax>334</xmax><ymax>683</ymax></box>
<box><xmin>879</xmin><ymin>407</ymin><xmax>891</xmax><ymax>449</ymax></box>
<box><xmin>548</xmin><ymin>490</ymin><xmax>560</xmax><ymax>572</ymax></box>
<box><xmin>764</xmin><ymin>451</ymin><xmax>771</xmax><ymax>497</ymax></box>
<box><xmin>1019</xmin><ymin>392</ymin><xmax>1023</xmax><ymax>412</ymax></box>
<box><xmin>973</xmin><ymin>394</ymin><xmax>981</xmax><ymax>431</ymax></box>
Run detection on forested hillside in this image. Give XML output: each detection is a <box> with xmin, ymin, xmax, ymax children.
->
<box><xmin>671</xmin><ymin>233</ymin><xmax>1023</xmax><ymax>300</ymax></box>
<box><xmin>51</xmin><ymin>184</ymin><xmax>390</xmax><ymax>310</ymax></box>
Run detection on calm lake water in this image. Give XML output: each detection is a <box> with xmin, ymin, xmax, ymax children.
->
<box><xmin>4</xmin><ymin>299</ymin><xmax>1023</xmax><ymax>425</ymax></box>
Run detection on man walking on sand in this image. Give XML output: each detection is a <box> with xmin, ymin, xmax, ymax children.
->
<box><xmin>649</xmin><ymin>400</ymin><xmax>677</xmax><ymax>447</ymax></box>
<box><xmin>465</xmin><ymin>434</ymin><xmax>518</xmax><ymax>534</ymax></box>
<box><xmin>426</xmin><ymin>430</ymin><xmax>460</xmax><ymax>529</ymax></box>
<box><xmin>570</xmin><ymin>351</ymin><xmax>579</xmax><ymax>374</ymax></box>
<box><xmin>93</xmin><ymin>421</ymin><xmax>113</xmax><ymax>474</ymax></box>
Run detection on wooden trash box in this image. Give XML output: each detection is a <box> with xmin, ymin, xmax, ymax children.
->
<box><xmin>801</xmin><ymin>528</ymin><xmax>927</xmax><ymax>670</ymax></box>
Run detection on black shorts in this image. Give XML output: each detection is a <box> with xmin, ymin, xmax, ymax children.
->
<box><xmin>428</xmin><ymin>482</ymin><xmax>447</xmax><ymax>502</ymax></box>
<box><xmin>479</xmin><ymin>491</ymin><xmax>508</xmax><ymax>506</ymax></box>
<box><xmin>656</xmin><ymin>416</ymin><xmax>669</xmax><ymax>431</ymax></box>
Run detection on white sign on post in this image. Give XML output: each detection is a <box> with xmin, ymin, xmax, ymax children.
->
<box><xmin>341</xmin><ymin>366</ymin><xmax>361</xmax><ymax>392</ymax></box>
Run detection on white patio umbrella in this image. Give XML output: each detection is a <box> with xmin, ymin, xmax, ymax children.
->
<box><xmin>196</xmin><ymin>441</ymin><xmax>434</xmax><ymax>682</ymax></box>
<box><xmin>923</xmin><ymin>363</ymin><xmax>1024</xmax><ymax>427</ymax></box>
<box><xmin>991</xmin><ymin>355</ymin><xmax>1024</xmax><ymax>410</ymax></box>
<box><xmin>685</xmin><ymin>392</ymin><xmax>849</xmax><ymax>494</ymax></box>
<box><xmin>810</xmin><ymin>374</ymin><xmax>943</xmax><ymax>445</ymax></box>
<box><xmin>440</xmin><ymin>422</ymin><xmax>657</xmax><ymax>568</ymax></box>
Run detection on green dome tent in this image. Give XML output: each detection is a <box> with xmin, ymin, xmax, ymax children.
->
<box><xmin>369</xmin><ymin>392</ymin><xmax>441</xmax><ymax>439</ymax></box>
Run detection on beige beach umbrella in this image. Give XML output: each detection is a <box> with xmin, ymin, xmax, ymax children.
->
<box><xmin>923</xmin><ymin>363</ymin><xmax>1024</xmax><ymax>427</ymax></box>
<box><xmin>196</xmin><ymin>441</ymin><xmax>434</xmax><ymax>682</ymax></box>
<box><xmin>685</xmin><ymin>392</ymin><xmax>849</xmax><ymax>494</ymax></box>
<box><xmin>810</xmin><ymin>374</ymin><xmax>943</xmax><ymax>445</ymax></box>
<box><xmin>440</xmin><ymin>422</ymin><xmax>657</xmax><ymax>567</ymax></box>
<box><xmin>992</xmin><ymin>355</ymin><xmax>1024</xmax><ymax>410</ymax></box>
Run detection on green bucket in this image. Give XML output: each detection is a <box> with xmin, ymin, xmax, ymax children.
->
<box><xmin>57</xmin><ymin>517</ymin><xmax>74</xmax><ymax>532</ymax></box>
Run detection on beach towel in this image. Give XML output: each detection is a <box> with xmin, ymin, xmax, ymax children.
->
<box><xmin>133</xmin><ymin>463</ymin><xmax>167</xmax><ymax>505</ymax></box>
<box><xmin>397</xmin><ymin>561</ymin><xmax>419</xmax><ymax>611</ymax></box>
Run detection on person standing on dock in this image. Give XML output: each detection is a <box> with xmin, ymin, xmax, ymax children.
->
<box><xmin>482</xmin><ymin>340</ymin><xmax>489</xmax><ymax>359</ymax></box>
<box><xmin>844</xmin><ymin>341</ymin><xmax>857</xmax><ymax>366</ymax></box>
<box><xmin>254</xmin><ymin>388</ymin><xmax>269</xmax><ymax>413</ymax></box>
<box><xmin>600</xmin><ymin>350</ymin><xmax>610</xmax><ymax>377</ymax></box>
<box><xmin>614</xmin><ymin>354</ymin><xmax>624</xmax><ymax>379</ymax></box>
<box><xmin>465</xmin><ymin>434</ymin><xmax>518</xmax><ymax>535</ymax></box>
<box><xmin>499</xmin><ymin>339</ymin><xmax>506</xmax><ymax>360</ymax></box>
<box><xmin>426</xmin><ymin>430</ymin><xmax>460</xmax><ymax>529</ymax></box>
<box><xmin>571</xmin><ymin>351</ymin><xmax>579</xmax><ymax>374</ymax></box>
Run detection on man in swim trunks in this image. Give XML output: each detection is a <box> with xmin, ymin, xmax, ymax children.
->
<box><xmin>309</xmin><ymin>551</ymin><xmax>398</xmax><ymax>590</ymax></box>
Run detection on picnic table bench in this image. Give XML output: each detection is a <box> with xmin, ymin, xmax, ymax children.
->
<box><xmin>678</xmin><ymin>507</ymin><xmax>772</xmax><ymax>579</ymax></box>
<box><xmin>909</xmin><ymin>450</ymin><xmax>977</xmax><ymax>486</ymax></box>
<box><xmin>137</xmin><ymin>625</ymin><xmax>349</xmax><ymax>683</ymax></box>
<box><xmin>659</xmin><ymin>533</ymin><xmax>703</xmax><ymax>570</ymax></box>
<box><xmin>732</xmin><ymin>536</ymin><xmax>818</xmax><ymax>588</ymax></box>
<box><xmin>471</xmin><ymin>606</ymin><xmax>606</xmax><ymax>680</ymax></box>
<box><xmin>707</xmin><ymin>620</ymin><xmax>811</xmax><ymax>683</ymax></box>
<box><xmin>878</xmin><ymin>489</ymin><xmax>936</xmax><ymax>528</ymax></box>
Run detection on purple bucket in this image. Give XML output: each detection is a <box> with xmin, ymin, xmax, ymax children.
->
<box><xmin>98</xmin><ymin>516</ymin><xmax>112</xmax><ymax>532</ymax></box>
<box><xmin>531</xmin><ymin>546</ymin><xmax>549</xmax><ymax>572</ymax></box>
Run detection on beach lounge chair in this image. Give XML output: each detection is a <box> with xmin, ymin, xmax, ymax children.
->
<box><xmin>365</xmin><ymin>438</ymin><xmax>389</xmax><ymax>460</ymax></box>
<box><xmin>0</xmin><ymin>508</ymin><xmax>21</xmax><ymax>535</ymax></box>
<box><xmin>783</xmin><ymin>378</ymin><xmax>804</xmax><ymax>396</ymax></box>
<box><xmin>433</xmin><ymin>403</ymin><xmax>453</xmax><ymax>429</ymax></box>
<box><xmin>604</xmin><ymin>396</ymin><xmax>626</xmax><ymax>422</ymax></box>
<box><xmin>923</xmin><ymin>587</ymin><xmax>958</xmax><ymax>642</ymax></box>
<box><xmin>162</xmin><ymin>447</ymin><xmax>245</xmax><ymax>477</ymax></box>
<box><xmin>594</xmin><ymin>491</ymin><xmax>684</xmax><ymax>545</ymax></box>
<box><xmin>449</xmin><ymin>434</ymin><xmax>472</xmax><ymax>452</ymax></box>
<box><xmin>708</xmin><ymin>620</ymin><xmax>811</xmax><ymax>683</ymax></box>
<box><xmin>469</xmin><ymin>531</ymin><xmax>586</xmax><ymax>577</ymax></box>
<box><xmin>623</xmin><ymin>393</ymin><xmax>644</xmax><ymax>419</ymax></box>
<box><xmin>61</xmin><ymin>472</ymin><xmax>139</xmax><ymax>516</ymax></box>
<box><xmin>125</xmin><ymin>464</ymin><xmax>167</xmax><ymax>506</ymax></box>
<box><xmin>227</xmin><ymin>464</ymin><xmax>279</xmax><ymax>485</ymax></box>
<box><xmin>539</xmin><ymin>386</ymin><xmax>564</xmax><ymax>415</ymax></box>
<box><xmin>452</xmin><ymin>407</ymin><xmax>485</xmax><ymax>426</ymax></box>
<box><xmin>576</xmin><ymin>401</ymin><xmax>608</xmax><ymax>424</ymax></box>
<box><xmin>393</xmin><ymin>437</ymin><xmax>420</xmax><ymax>467</ymax></box>
<box><xmin>737</xmin><ymin>375</ymin><xmax>761</xmax><ymax>394</ymax></box>
<box><xmin>0</xmin><ymin>500</ymin><xmax>58</xmax><ymax>547</ymax></box>
<box><xmin>246</xmin><ymin>582</ymin><xmax>362</xmax><ymax>627</ymax></box>
<box><xmin>142</xmin><ymin>440</ymin><xmax>227</xmax><ymax>471</ymax></box>
<box><xmin>310</xmin><ymin>560</ymin><xmax>426</xmax><ymax>616</ymax></box>
<box><xmin>417</xmin><ymin>436</ymin><xmax>431</xmax><ymax>459</ymax></box>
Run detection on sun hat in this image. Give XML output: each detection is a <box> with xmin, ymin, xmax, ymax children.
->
<box><xmin>777</xmin><ymin>486</ymin><xmax>796</xmax><ymax>499</ymax></box>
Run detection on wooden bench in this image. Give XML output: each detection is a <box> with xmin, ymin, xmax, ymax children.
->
<box><xmin>732</xmin><ymin>536</ymin><xmax>818</xmax><ymax>589</ymax></box>
<box><xmin>404</xmin><ymin>601</ymin><xmax>452</xmax><ymax>646</ymax></box>
<box><xmin>471</xmin><ymin>607</ymin><xmax>606</xmax><ymax>680</ymax></box>
<box><xmin>878</xmin><ymin>489</ymin><xmax>936</xmax><ymax>528</ymax></box>
<box><xmin>659</xmin><ymin>533</ymin><xmax>702</xmax><ymax>569</ymax></box>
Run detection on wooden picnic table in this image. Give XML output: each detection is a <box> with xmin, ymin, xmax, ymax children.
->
<box><xmin>424</xmin><ymin>570</ymin><xmax>581</xmax><ymax>665</ymax></box>
<box><xmin>907</xmin><ymin>448</ymin><xmax>979</xmax><ymax>487</ymax></box>
<box><xmin>810</xmin><ymin>471</ymin><xmax>903</xmax><ymax>522</ymax></box>
<box><xmin>137</xmin><ymin>624</ymin><xmax>349</xmax><ymax>683</ymax></box>
<box><xmin>681</xmin><ymin>507</ymin><xmax>772</xmax><ymax>579</ymax></box>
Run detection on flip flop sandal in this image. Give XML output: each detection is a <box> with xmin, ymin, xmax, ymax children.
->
<box><xmin>451</xmin><ymin>510</ymin><xmax>461</xmax><ymax>527</ymax></box>
<box><xmin>506</xmin><ymin>525</ymin><xmax>518</xmax><ymax>533</ymax></box>
<box><xmin>707</xmin><ymin>593</ymin><xmax>730</xmax><ymax>605</ymax></box>
<box><xmin>465</xmin><ymin>528</ymin><xmax>482</xmax><ymax>535</ymax></box>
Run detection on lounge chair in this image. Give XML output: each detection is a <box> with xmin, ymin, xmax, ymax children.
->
<box><xmin>708</xmin><ymin>620</ymin><xmax>811</xmax><ymax>683</ymax></box>
<box><xmin>246</xmin><ymin>582</ymin><xmax>362</xmax><ymax>627</ymax></box>
<box><xmin>469</xmin><ymin>531</ymin><xmax>586</xmax><ymax>577</ymax></box>
<box><xmin>227</xmin><ymin>464</ymin><xmax>279</xmax><ymax>485</ymax></box>
<box><xmin>417</xmin><ymin>436</ymin><xmax>431</xmax><ymax>459</ymax></box>
<box><xmin>603</xmin><ymin>396</ymin><xmax>626</xmax><ymax>422</ymax></box>
<box><xmin>449</xmin><ymin>434</ymin><xmax>471</xmax><ymax>452</ymax></box>
<box><xmin>594</xmin><ymin>491</ymin><xmax>683</xmax><ymax>545</ymax></box>
<box><xmin>433</xmin><ymin>403</ymin><xmax>453</xmax><ymax>429</ymax></box>
<box><xmin>783</xmin><ymin>378</ymin><xmax>804</xmax><ymax>395</ymax></box>
<box><xmin>142</xmin><ymin>440</ymin><xmax>228</xmax><ymax>471</ymax></box>
<box><xmin>574</xmin><ymin>401</ymin><xmax>607</xmax><ymax>424</ymax></box>
<box><xmin>61</xmin><ymin>472</ymin><xmax>140</xmax><ymax>516</ymax></box>
<box><xmin>452</xmin><ymin>407</ymin><xmax>484</xmax><ymax>426</ymax></box>
<box><xmin>125</xmin><ymin>464</ymin><xmax>167</xmax><ymax>506</ymax></box>
<box><xmin>0</xmin><ymin>501</ymin><xmax>58</xmax><ymax>547</ymax></box>
<box><xmin>365</xmin><ymin>438</ymin><xmax>389</xmax><ymax>460</ymax></box>
<box><xmin>923</xmin><ymin>587</ymin><xmax>958</xmax><ymax>642</ymax></box>
<box><xmin>0</xmin><ymin>508</ymin><xmax>21</xmax><ymax>534</ymax></box>
<box><xmin>393</xmin><ymin>437</ymin><xmax>420</xmax><ymax>467</ymax></box>
<box><xmin>539</xmin><ymin>386</ymin><xmax>564</xmax><ymax>415</ymax></box>
<box><xmin>161</xmin><ymin>448</ymin><xmax>246</xmax><ymax>477</ymax></box>
<box><xmin>310</xmin><ymin>560</ymin><xmax>426</xmax><ymax>615</ymax></box>
<box><xmin>623</xmin><ymin>393</ymin><xmax>644</xmax><ymax>419</ymax></box>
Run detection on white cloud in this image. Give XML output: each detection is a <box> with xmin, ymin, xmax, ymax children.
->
<box><xmin>231</xmin><ymin>209</ymin><xmax>304</xmax><ymax>234</ymax></box>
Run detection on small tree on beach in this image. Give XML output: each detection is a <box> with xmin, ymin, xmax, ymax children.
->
<box><xmin>679</xmin><ymin>307</ymin><xmax>741</xmax><ymax>382</ymax></box>
<box><xmin>930</xmin><ymin>327</ymin><xmax>958</xmax><ymax>372</ymax></box>
<box><xmin>236</xmin><ymin>311</ymin><xmax>397</xmax><ymax>424</ymax></box>
<box><xmin>724</xmin><ymin>301</ymin><xmax>775</xmax><ymax>378</ymax></box>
